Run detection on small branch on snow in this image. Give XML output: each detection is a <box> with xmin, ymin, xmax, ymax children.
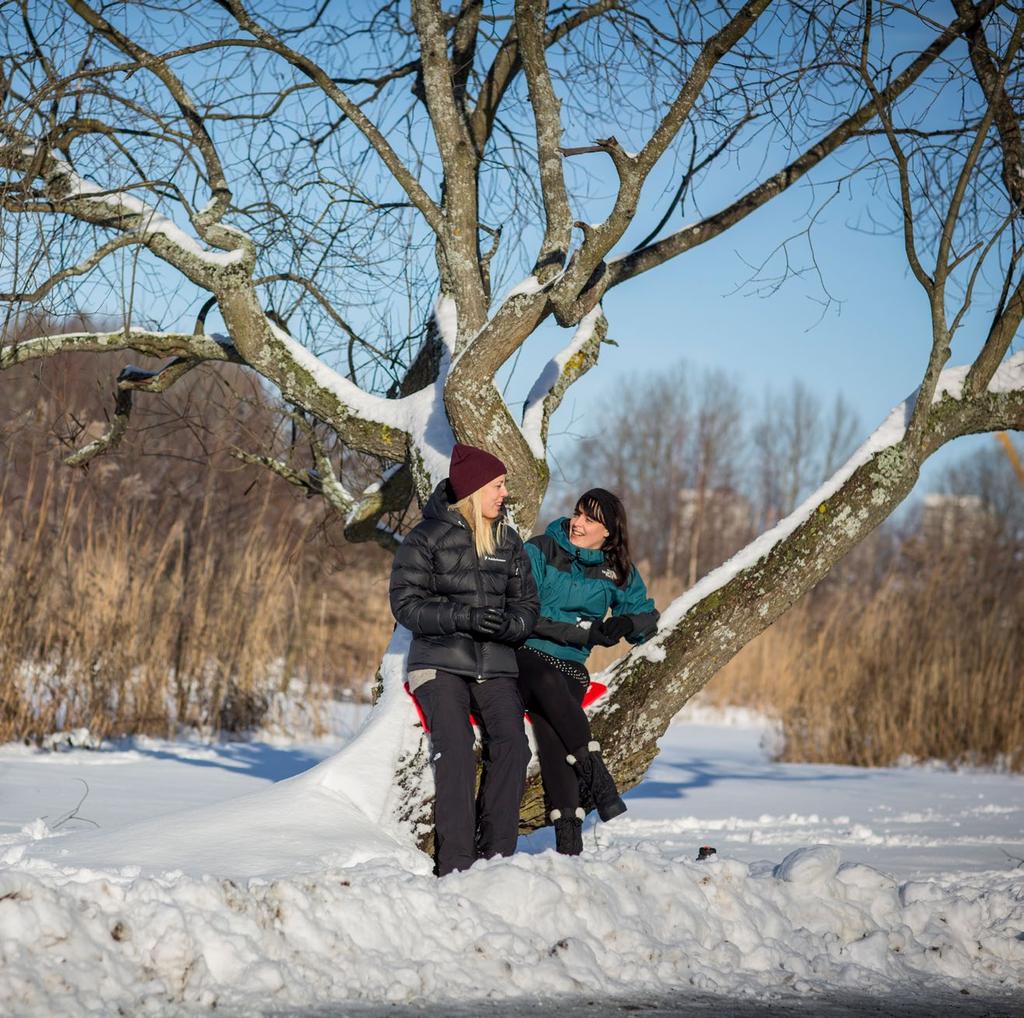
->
<box><xmin>44</xmin><ymin>779</ymin><xmax>99</xmax><ymax>830</ymax></box>
<box><xmin>1001</xmin><ymin>848</ymin><xmax>1024</xmax><ymax>869</ymax></box>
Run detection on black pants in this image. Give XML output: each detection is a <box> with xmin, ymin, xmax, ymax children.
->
<box><xmin>415</xmin><ymin>671</ymin><xmax>530</xmax><ymax>877</ymax></box>
<box><xmin>515</xmin><ymin>647</ymin><xmax>591</xmax><ymax>812</ymax></box>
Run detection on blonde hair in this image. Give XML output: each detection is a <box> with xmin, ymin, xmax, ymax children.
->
<box><xmin>454</xmin><ymin>488</ymin><xmax>503</xmax><ymax>557</ymax></box>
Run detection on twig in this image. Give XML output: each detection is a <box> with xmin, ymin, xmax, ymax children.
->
<box><xmin>1001</xmin><ymin>848</ymin><xmax>1024</xmax><ymax>869</ymax></box>
<box><xmin>45</xmin><ymin>778</ymin><xmax>100</xmax><ymax>830</ymax></box>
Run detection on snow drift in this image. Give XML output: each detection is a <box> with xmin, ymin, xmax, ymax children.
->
<box><xmin>1</xmin><ymin>842</ymin><xmax>1022</xmax><ymax>1016</ymax></box>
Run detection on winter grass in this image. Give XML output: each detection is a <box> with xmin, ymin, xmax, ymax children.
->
<box><xmin>3</xmin><ymin>453</ymin><xmax>1020</xmax><ymax>767</ymax></box>
<box><xmin>588</xmin><ymin>551</ymin><xmax>1024</xmax><ymax>773</ymax></box>
<box><xmin>2</xmin><ymin>350</ymin><xmax>1020</xmax><ymax>767</ymax></box>
<box><xmin>0</xmin><ymin>450</ymin><xmax>391</xmax><ymax>744</ymax></box>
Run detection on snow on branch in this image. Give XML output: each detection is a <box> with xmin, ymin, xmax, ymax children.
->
<box><xmin>639</xmin><ymin>351</ymin><xmax>1024</xmax><ymax>650</ymax></box>
<box><xmin>47</xmin><ymin>155</ymin><xmax>251</xmax><ymax>270</ymax></box>
<box><xmin>521</xmin><ymin>306</ymin><xmax>607</xmax><ymax>458</ymax></box>
<box><xmin>1</xmin><ymin>139</ymin><xmax>252</xmax><ymax>287</ymax></box>
<box><xmin>263</xmin><ymin>301</ymin><xmax>454</xmax><ymax>487</ymax></box>
<box><xmin>343</xmin><ymin>464</ymin><xmax>413</xmax><ymax>552</ymax></box>
<box><xmin>2</xmin><ymin>331</ymin><xmax>241</xmax><ymax>468</ymax></box>
<box><xmin>0</xmin><ymin>328</ymin><xmax>240</xmax><ymax>369</ymax></box>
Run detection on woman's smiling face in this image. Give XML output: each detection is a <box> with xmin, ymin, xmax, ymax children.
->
<box><xmin>569</xmin><ymin>506</ymin><xmax>608</xmax><ymax>550</ymax></box>
<box><xmin>478</xmin><ymin>475</ymin><xmax>508</xmax><ymax>520</ymax></box>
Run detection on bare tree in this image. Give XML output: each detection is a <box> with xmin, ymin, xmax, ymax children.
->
<box><xmin>2</xmin><ymin>1</ymin><xmax>1023</xmax><ymax>846</ymax></box>
<box><xmin>566</xmin><ymin>363</ymin><xmax>860</xmax><ymax>580</ymax></box>
<box><xmin>564</xmin><ymin>362</ymin><xmax>700</xmax><ymax>576</ymax></box>
<box><xmin>752</xmin><ymin>382</ymin><xmax>861</xmax><ymax>531</ymax></box>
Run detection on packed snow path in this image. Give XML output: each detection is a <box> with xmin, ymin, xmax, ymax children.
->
<box><xmin>1</xmin><ymin>709</ymin><xmax>1022</xmax><ymax>1017</ymax></box>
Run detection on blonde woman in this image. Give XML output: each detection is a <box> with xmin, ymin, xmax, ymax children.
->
<box><xmin>389</xmin><ymin>444</ymin><xmax>538</xmax><ymax>876</ymax></box>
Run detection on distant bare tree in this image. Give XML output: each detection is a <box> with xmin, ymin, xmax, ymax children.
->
<box><xmin>941</xmin><ymin>434</ymin><xmax>1024</xmax><ymax>538</ymax></box>
<box><xmin>566</xmin><ymin>363</ymin><xmax>860</xmax><ymax>581</ymax></box>
<box><xmin>566</xmin><ymin>362</ymin><xmax>699</xmax><ymax>575</ymax></box>
<box><xmin>752</xmin><ymin>382</ymin><xmax>861</xmax><ymax>530</ymax></box>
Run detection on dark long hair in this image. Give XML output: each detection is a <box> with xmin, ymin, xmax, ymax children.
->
<box><xmin>575</xmin><ymin>489</ymin><xmax>634</xmax><ymax>588</ymax></box>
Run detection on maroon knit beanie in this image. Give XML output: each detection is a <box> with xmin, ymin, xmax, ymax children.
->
<box><xmin>448</xmin><ymin>443</ymin><xmax>506</xmax><ymax>501</ymax></box>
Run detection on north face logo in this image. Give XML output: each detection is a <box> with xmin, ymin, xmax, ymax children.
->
<box><xmin>484</xmin><ymin>555</ymin><xmax>507</xmax><ymax>563</ymax></box>
<box><xmin>602</xmin><ymin>568</ymin><xmax>616</xmax><ymax>580</ymax></box>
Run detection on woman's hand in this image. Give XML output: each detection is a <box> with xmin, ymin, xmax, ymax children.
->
<box><xmin>600</xmin><ymin>616</ymin><xmax>634</xmax><ymax>641</ymax></box>
<box><xmin>454</xmin><ymin>605</ymin><xmax>504</xmax><ymax>637</ymax></box>
<box><xmin>587</xmin><ymin>616</ymin><xmax>634</xmax><ymax>646</ymax></box>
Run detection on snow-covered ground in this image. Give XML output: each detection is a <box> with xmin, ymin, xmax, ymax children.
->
<box><xmin>1</xmin><ymin>704</ymin><xmax>1022</xmax><ymax>1017</ymax></box>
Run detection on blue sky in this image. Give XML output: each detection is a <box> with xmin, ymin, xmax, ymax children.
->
<box><xmin>496</xmin><ymin>133</ymin><xmax>1021</xmax><ymax>505</ymax></box>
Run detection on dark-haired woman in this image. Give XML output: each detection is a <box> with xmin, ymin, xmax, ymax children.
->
<box><xmin>516</xmin><ymin>489</ymin><xmax>659</xmax><ymax>856</ymax></box>
<box><xmin>390</xmin><ymin>444</ymin><xmax>538</xmax><ymax>877</ymax></box>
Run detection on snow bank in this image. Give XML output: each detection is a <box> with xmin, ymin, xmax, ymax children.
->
<box><xmin>3</xmin><ymin>709</ymin><xmax>1022</xmax><ymax>1014</ymax></box>
<box><xmin>2</xmin><ymin>774</ymin><xmax>426</xmax><ymax>880</ymax></box>
<box><xmin>2</xmin><ymin>631</ymin><xmax>427</xmax><ymax>880</ymax></box>
<box><xmin>1</xmin><ymin>844</ymin><xmax>1021</xmax><ymax>1016</ymax></box>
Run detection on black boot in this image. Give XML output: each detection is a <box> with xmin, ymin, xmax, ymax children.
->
<box><xmin>550</xmin><ymin>807</ymin><xmax>584</xmax><ymax>856</ymax></box>
<box><xmin>566</xmin><ymin>741</ymin><xmax>627</xmax><ymax>822</ymax></box>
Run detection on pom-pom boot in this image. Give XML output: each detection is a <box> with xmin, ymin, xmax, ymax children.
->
<box><xmin>550</xmin><ymin>807</ymin><xmax>584</xmax><ymax>856</ymax></box>
<box><xmin>566</xmin><ymin>741</ymin><xmax>627</xmax><ymax>821</ymax></box>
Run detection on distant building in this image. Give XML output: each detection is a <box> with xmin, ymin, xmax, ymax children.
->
<box><xmin>669</xmin><ymin>487</ymin><xmax>753</xmax><ymax>580</ymax></box>
<box><xmin>676</xmin><ymin>486</ymin><xmax>752</xmax><ymax>535</ymax></box>
<box><xmin>921</xmin><ymin>493</ymin><xmax>991</xmax><ymax>547</ymax></box>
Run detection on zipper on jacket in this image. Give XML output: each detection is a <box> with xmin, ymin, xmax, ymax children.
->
<box><xmin>452</xmin><ymin>512</ymin><xmax>486</xmax><ymax>679</ymax></box>
<box><xmin>473</xmin><ymin>553</ymin><xmax>485</xmax><ymax>680</ymax></box>
<box><xmin>472</xmin><ymin>544</ymin><xmax>485</xmax><ymax>680</ymax></box>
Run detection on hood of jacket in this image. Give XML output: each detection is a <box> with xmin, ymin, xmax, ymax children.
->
<box><xmin>422</xmin><ymin>479</ymin><xmax>464</xmax><ymax>527</ymax></box>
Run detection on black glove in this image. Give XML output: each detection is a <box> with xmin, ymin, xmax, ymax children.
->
<box><xmin>454</xmin><ymin>605</ymin><xmax>504</xmax><ymax>637</ymax></box>
<box><xmin>490</xmin><ymin>615</ymin><xmax>526</xmax><ymax>644</ymax></box>
<box><xmin>599</xmin><ymin>616</ymin><xmax>634</xmax><ymax>642</ymax></box>
<box><xmin>586</xmin><ymin>622</ymin><xmax>619</xmax><ymax>647</ymax></box>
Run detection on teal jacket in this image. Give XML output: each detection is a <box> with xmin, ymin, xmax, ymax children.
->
<box><xmin>524</xmin><ymin>518</ymin><xmax>659</xmax><ymax>665</ymax></box>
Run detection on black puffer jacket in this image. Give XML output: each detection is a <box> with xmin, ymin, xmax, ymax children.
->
<box><xmin>389</xmin><ymin>481</ymin><xmax>539</xmax><ymax>680</ymax></box>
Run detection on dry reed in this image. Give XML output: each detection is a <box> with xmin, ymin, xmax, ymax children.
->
<box><xmin>0</xmin><ymin>347</ymin><xmax>392</xmax><ymax>743</ymax></box>
<box><xmin>703</xmin><ymin>553</ymin><xmax>1024</xmax><ymax>771</ymax></box>
<box><xmin>0</xmin><ymin>452</ymin><xmax>392</xmax><ymax>743</ymax></box>
<box><xmin>2</xmin><ymin>344</ymin><xmax>1018</xmax><ymax>764</ymax></box>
